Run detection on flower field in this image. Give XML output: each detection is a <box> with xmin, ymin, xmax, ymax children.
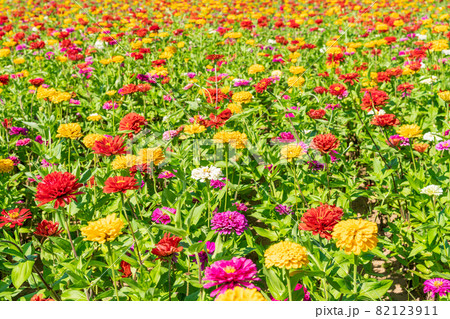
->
<box><xmin>1</xmin><ymin>0</ymin><xmax>450</xmax><ymax>302</ymax></box>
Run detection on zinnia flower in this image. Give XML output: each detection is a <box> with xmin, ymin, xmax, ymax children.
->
<box><xmin>397</xmin><ymin>124</ymin><xmax>422</xmax><ymax>138</ymax></box>
<box><xmin>92</xmin><ymin>135</ymin><xmax>127</xmax><ymax>156</ymax></box>
<box><xmin>211</xmin><ymin>211</ymin><xmax>248</xmax><ymax>235</ymax></box>
<box><xmin>118</xmin><ymin>260</ymin><xmax>132</xmax><ymax>278</ymax></box>
<box><xmin>215</xmin><ymin>287</ymin><xmax>265</xmax><ymax>301</ymax></box>
<box><xmin>264</xmin><ymin>241</ymin><xmax>309</xmax><ymax>269</ymax></box>
<box><xmin>232</xmin><ymin>91</ymin><xmax>253</xmax><ymax>104</ymax></box>
<box><xmin>311</xmin><ymin>133</ymin><xmax>340</xmax><ymax>154</ymax></box>
<box><xmin>30</xmin><ymin>294</ymin><xmax>54</xmax><ymax>301</ymax></box>
<box><xmin>213</xmin><ymin>131</ymin><xmax>248</xmax><ymax>149</ymax></box>
<box><xmin>420</xmin><ymin>185</ymin><xmax>443</xmax><ymax>197</ymax></box>
<box><xmin>35</xmin><ymin>172</ymin><xmax>84</xmax><ymax>208</ymax></box>
<box><xmin>0</xmin><ymin>208</ymin><xmax>32</xmax><ymax>228</ymax></box>
<box><xmin>332</xmin><ymin>219</ymin><xmax>378</xmax><ymax>255</ymax></box>
<box><xmin>203</xmin><ymin>257</ymin><xmax>260</xmax><ymax>297</ymax></box>
<box><xmin>151</xmin><ymin>233</ymin><xmax>183</xmax><ymax>261</ymax></box>
<box><xmin>34</xmin><ymin>220</ymin><xmax>63</xmax><ymax>237</ymax></box>
<box><xmin>275</xmin><ymin>204</ymin><xmax>293</xmax><ymax>215</ymax></box>
<box><xmin>56</xmin><ymin>123</ymin><xmax>83</xmax><ymax>139</ymax></box>
<box><xmin>103</xmin><ymin>176</ymin><xmax>139</xmax><ymax>193</ymax></box>
<box><xmin>82</xmin><ymin>134</ymin><xmax>105</xmax><ymax>149</ymax></box>
<box><xmin>152</xmin><ymin>207</ymin><xmax>176</xmax><ymax>224</ymax></box>
<box><xmin>436</xmin><ymin>140</ymin><xmax>450</xmax><ymax>151</ymax></box>
<box><xmin>370</xmin><ymin>114</ymin><xmax>400</xmax><ymax>127</ymax></box>
<box><xmin>299</xmin><ymin>204</ymin><xmax>344</xmax><ymax>240</ymax></box>
<box><xmin>137</xmin><ymin>147</ymin><xmax>165</xmax><ymax>165</ymax></box>
<box><xmin>191</xmin><ymin>166</ymin><xmax>222</xmax><ymax>182</ymax></box>
<box><xmin>81</xmin><ymin>213</ymin><xmax>124</xmax><ymax>244</ymax></box>
<box><xmin>423</xmin><ymin>278</ymin><xmax>450</xmax><ymax>298</ymax></box>
<box><xmin>0</xmin><ymin>158</ymin><xmax>14</xmax><ymax>173</ymax></box>
<box><xmin>119</xmin><ymin>113</ymin><xmax>147</xmax><ymax>135</ymax></box>
<box><xmin>280</xmin><ymin>142</ymin><xmax>308</xmax><ymax>161</ymax></box>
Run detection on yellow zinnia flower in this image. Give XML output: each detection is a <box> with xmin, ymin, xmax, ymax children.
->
<box><xmin>0</xmin><ymin>159</ymin><xmax>14</xmax><ymax>173</ymax></box>
<box><xmin>232</xmin><ymin>91</ymin><xmax>253</xmax><ymax>104</ymax></box>
<box><xmin>248</xmin><ymin>64</ymin><xmax>265</xmax><ymax>74</ymax></box>
<box><xmin>397</xmin><ymin>124</ymin><xmax>422</xmax><ymax>138</ymax></box>
<box><xmin>213</xmin><ymin>131</ymin><xmax>248</xmax><ymax>149</ymax></box>
<box><xmin>332</xmin><ymin>219</ymin><xmax>378</xmax><ymax>255</ymax></box>
<box><xmin>264</xmin><ymin>241</ymin><xmax>309</xmax><ymax>269</ymax></box>
<box><xmin>111</xmin><ymin>154</ymin><xmax>137</xmax><ymax>170</ymax></box>
<box><xmin>137</xmin><ymin>147</ymin><xmax>165</xmax><ymax>165</ymax></box>
<box><xmin>215</xmin><ymin>287</ymin><xmax>266</xmax><ymax>301</ymax></box>
<box><xmin>184</xmin><ymin>123</ymin><xmax>206</xmax><ymax>134</ymax></box>
<box><xmin>227</xmin><ymin>103</ymin><xmax>243</xmax><ymax>114</ymax></box>
<box><xmin>56</xmin><ymin>123</ymin><xmax>83</xmax><ymax>139</ymax></box>
<box><xmin>437</xmin><ymin>91</ymin><xmax>450</xmax><ymax>102</ymax></box>
<box><xmin>280</xmin><ymin>143</ymin><xmax>308</xmax><ymax>161</ymax></box>
<box><xmin>81</xmin><ymin>214</ymin><xmax>124</xmax><ymax>244</ymax></box>
<box><xmin>287</xmin><ymin>76</ymin><xmax>305</xmax><ymax>88</ymax></box>
<box><xmin>87</xmin><ymin>114</ymin><xmax>102</xmax><ymax>122</ymax></box>
<box><xmin>82</xmin><ymin>134</ymin><xmax>105</xmax><ymax>149</ymax></box>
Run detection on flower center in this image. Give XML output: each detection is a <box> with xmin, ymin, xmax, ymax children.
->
<box><xmin>433</xmin><ymin>281</ymin><xmax>444</xmax><ymax>288</ymax></box>
<box><xmin>223</xmin><ymin>266</ymin><xmax>236</xmax><ymax>274</ymax></box>
<box><xmin>9</xmin><ymin>212</ymin><xmax>20</xmax><ymax>219</ymax></box>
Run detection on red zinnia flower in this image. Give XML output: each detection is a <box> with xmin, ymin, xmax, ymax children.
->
<box><xmin>31</xmin><ymin>294</ymin><xmax>54</xmax><ymax>301</ymax></box>
<box><xmin>119</xmin><ymin>113</ymin><xmax>147</xmax><ymax>135</ymax></box>
<box><xmin>103</xmin><ymin>176</ymin><xmax>139</xmax><ymax>193</ymax></box>
<box><xmin>370</xmin><ymin>114</ymin><xmax>400</xmax><ymax>127</ymax></box>
<box><xmin>312</xmin><ymin>133</ymin><xmax>340</xmax><ymax>154</ymax></box>
<box><xmin>118</xmin><ymin>260</ymin><xmax>132</xmax><ymax>278</ymax></box>
<box><xmin>35</xmin><ymin>172</ymin><xmax>84</xmax><ymax>209</ymax></box>
<box><xmin>298</xmin><ymin>203</ymin><xmax>344</xmax><ymax>239</ymax></box>
<box><xmin>329</xmin><ymin>83</ymin><xmax>346</xmax><ymax>96</ymax></box>
<box><xmin>308</xmin><ymin>109</ymin><xmax>326</xmax><ymax>119</ymax></box>
<box><xmin>361</xmin><ymin>89</ymin><xmax>389</xmax><ymax>112</ymax></box>
<box><xmin>0</xmin><ymin>208</ymin><xmax>32</xmax><ymax>228</ymax></box>
<box><xmin>339</xmin><ymin>73</ymin><xmax>360</xmax><ymax>85</ymax></box>
<box><xmin>151</xmin><ymin>233</ymin><xmax>183</xmax><ymax>260</ymax></box>
<box><xmin>314</xmin><ymin>86</ymin><xmax>328</xmax><ymax>94</ymax></box>
<box><xmin>92</xmin><ymin>135</ymin><xmax>127</xmax><ymax>157</ymax></box>
<box><xmin>34</xmin><ymin>220</ymin><xmax>63</xmax><ymax>237</ymax></box>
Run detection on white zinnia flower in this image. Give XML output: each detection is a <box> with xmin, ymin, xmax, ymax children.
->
<box><xmin>268</xmin><ymin>39</ymin><xmax>277</xmax><ymax>44</ymax></box>
<box><xmin>94</xmin><ymin>40</ymin><xmax>105</xmax><ymax>50</ymax></box>
<box><xmin>420</xmin><ymin>185</ymin><xmax>443</xmax><ymax>197</ymax></box>
<box><xmin>417</xmin><ymin>34</ymin><xmax>427</xmax><ymax>40</ymax></box>
<box><xmin>420</xmin><ymin>76</ymin><xmax>438</xmax><ymax>84</ymax></box>
<box><xmin>442</xmin><ymin>50</ymin><xmax>450</xmax><ymax>56</ymax></box>
<box><xmin>423</xmin><ymin>132</ymin><xmax>442</xmax><ymax>142</ymax></box>
<box><xmin>191</xmin><ymin>166</ymin><xmax>222</xmax><ymax>182</ymax></box>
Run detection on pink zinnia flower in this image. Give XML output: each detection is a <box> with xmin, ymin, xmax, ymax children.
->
<box><xmin>423</xmin><ymin>278</ymin><xmax>450</xmax><ymax>298</ymax></box>
<box><xmin>203</xmin><ymin>257</ymin><xmax>260</xmax><ymax>297</ymax></box>
<box><xmin>151</xmin><ymin>207</ymin><xmax>176</xmax><ymax>225</ymax></box>
<box><xmin>16</xmin><ymin>138</ymin><xmax>31</xmax><ymax>146</ymax></box>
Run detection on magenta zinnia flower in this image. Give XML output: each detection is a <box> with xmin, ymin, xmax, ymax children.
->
<box><xmin>211</xmin><ymin>211</ymin><xmax>248</xmax><ymax>235</ymax></box>
<box><xmin>151</xmin><ymin>207</ymin><xmax>176</xmax><ymax>225</ymax></box>
<box><xmin>424</xmin><ymin>278</ymin><xmax>450</xmax><ymax>298</ymax></box>
<box><xmin>203</xmin><ymin>257</ymin><xmax>260</xmax><ymax>297</ymax></box>
<box><xmin>436</xmin><ymin>140</ymin><xmax>450</xmax><ymax>151</ymax></box>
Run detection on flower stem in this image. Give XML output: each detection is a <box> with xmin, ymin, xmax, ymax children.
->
<box><xmin>353</xmin><ymin>254</ymin><xmax>358</xmax><ymax>296</ymax></box>
<box><xmin>107</xmin><ymin>241</ymin><xmax>119</xmax><ymax>301</ymax></box>
<box><xmin>285</xmin><ymin>268</ymin><xmax>292</xmax><ymax>301</ymax></box>
<box><xmin>168</xmin><ymin>258</ymin><xmax>172</xmax><ymax>301</ymax></box>
<box><xmin>121</xmin><ymin>193</ymin><xmax>143</xmax><ymax>265</ymax></box>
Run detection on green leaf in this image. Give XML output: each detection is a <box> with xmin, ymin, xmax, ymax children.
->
<box><xmin>408</xmin><ymin>243</ymin><xmax>427</xmax><ymax>258</ymax></box>
<box><xmin>253</xmin><ymin>227</ymin><xmax>278</xmax><ymax>242</ymax></box>
<box><xmin>360</xmin><ymin>280</ymin><xmax>392</xmax><ymax>300</ymax></box>
<box><xmin>61</xmin><ymin>289</ymin><xmax>88</xmax><ymax>301</ymax></box>
<box><xmin>11</xmin><ymin>260</ymin><xmax>34</xmax><ymax>289</ymax></box>
<box><xmin>153</xmin><ymin>224</ymin><xmax>187</xmax><ymax>237</ymax></box>
<box><xmin>263</xmin><ymin>267</ymin><xmax>287</xmax><ymax>301</ymax></box>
